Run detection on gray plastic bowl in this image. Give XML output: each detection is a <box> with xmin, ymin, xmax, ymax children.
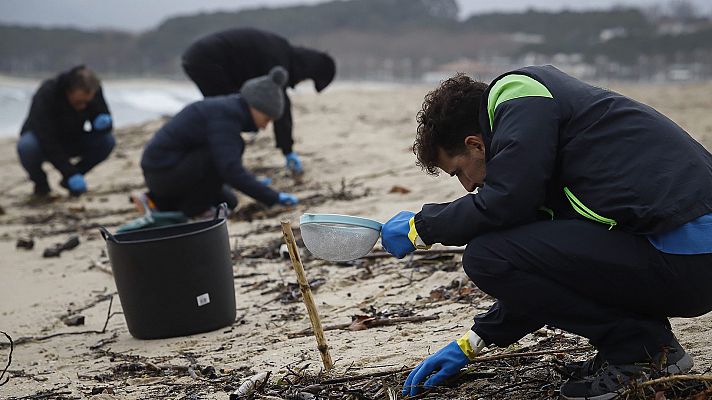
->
<box><xmin>300</xmin><ymin>213</ymin><xmax>382</xmax><ymax>262</ymax></box>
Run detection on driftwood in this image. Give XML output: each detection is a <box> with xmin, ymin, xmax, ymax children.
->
<box><xmin>0</xmin><ymin>331</ymin><xmax>12</xmax><ymax>386</ymax></box>
<box><xmin>472</xmin><ymin>347</ymin><xmax>592</xmax><ymax>362</ymax></box>
<box><xmin>2</xmin><ymin>296</ymin><xmax>116</xmax><ymax>348</ymax></box>
<box><xmin>287</xmin><ymin>315</ymin><xmax>439</xmax><ymax>339</ymax></box>
<box><xmin>281</xmin><ymin>220</ymin><xmax>334</xmax><ymax>371</ymax></box>
<box><xmin>319</xmin><ymin>367</ymin><xmax>412</xmax><ymax>385</ymax></box>
<box><xmin>360</xmin><ymin>249</ymin><xmax>464</xmax><ymax>260</ymax></box>
<box><xmin>632</xmin><ymin>373</ymin><xmax>712</xmax><ymax>387</ymax></box>
<box><xmin>313</xmin><ymin>345</ymin><xmax>588</xmax><ymax>385</ymax></box>
<box><xmin>618</xmin><ymin>373</ymin><xmax>712</xmax><ymax>397</ymax></box>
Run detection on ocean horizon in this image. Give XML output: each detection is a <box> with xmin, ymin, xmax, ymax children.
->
<box><xmin>0</xmin><ymin>77</ymin><xmax>202</xmax><ymax>138</ymax></box>
<box><xmin>0</xmin><ymin>76</ymin><xmax>409</xmax><ymax>139</ymax></box>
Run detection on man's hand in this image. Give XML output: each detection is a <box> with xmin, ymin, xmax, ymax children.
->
<box><xmin>402</xmin><ymin>341</ymin><xmax>469</xmax><ymax>396</ymax></box>
<box><xmin>67</xmin><ymin>174</ymin><xmax>87</xmax><ymax>194</ymax></box>
<box><xmin>402</xmin><ymin>331</ymin><xmax>485</xmax><ymax>396</ymax></box>
<box><xmin>381</xmin><ymin>211</ymin><xmax>417</xmax><ymax>258</ymax></box>
<box><xmin>285</xmin><ymin>152</ymin><xmax>303</xmax><ymax>174</ymax></box>
<box><xmin>92</xmin><ymin>113</ymin><xmax>112</xmax><ymax>131</ymax></box>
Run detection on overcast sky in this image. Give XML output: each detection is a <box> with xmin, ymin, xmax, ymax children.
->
<box><xmin>0</xmin><ymin>0</ymin><xmax>709</xmax><ymax>32</ymax></box>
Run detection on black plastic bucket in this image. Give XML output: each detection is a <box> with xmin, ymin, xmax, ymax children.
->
<box><xmin>100</xmin><ymin>212</ymin><xmax>236</xmax><ymax>339</ymax></box>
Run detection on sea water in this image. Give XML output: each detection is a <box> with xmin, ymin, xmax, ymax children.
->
<box><xmin>0</xmin><ymin>77</ymin><xmax>202</xmax><ymax>137</ymax></box>
<box><xmin>0</xmin><ymin>76</ymin><xmax>400</xmax><ymax>138</ymax></box>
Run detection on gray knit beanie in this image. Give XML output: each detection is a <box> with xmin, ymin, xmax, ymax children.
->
<box><xmin>240</xmin><ymin>66</ymin><xmax>288</xmax><ymax>120</ymax></box>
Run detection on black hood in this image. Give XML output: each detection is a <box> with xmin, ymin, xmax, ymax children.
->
<box><xmin>291</xmin><ymin>47</ymin><xmax>336</xmax><ymax>92</ymax></box>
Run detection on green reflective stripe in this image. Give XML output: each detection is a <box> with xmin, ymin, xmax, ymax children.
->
<box><xmin>538</xmin><ymin>206</ymin><xmax>554</xmax><ymax>220</ymax></box>
<box><xmin>487</xmin><ymin>74</ymin><xmax>553</xmax><ymax>129</ymax></box>
<box><xmin>564</xmin><ymin>187</ymin><xmax>617</xmax><ymax>230</ymax></box>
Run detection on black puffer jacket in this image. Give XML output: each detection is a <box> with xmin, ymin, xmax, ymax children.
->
<box><xmin>183</xmin><ymin>28</ymin><xmax>335</xmax><ymax>92</ymax></box>
<box><xmin>141</xmin><ymin>95</ymin><xmax>279</xmax><ymax>206</ymax></box>
<box><xmin>20</xmin><ymin>66</ymin><xmax>112</xmax><ymax>178</ymax></box>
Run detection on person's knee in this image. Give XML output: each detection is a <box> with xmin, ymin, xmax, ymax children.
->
<box><xmin>84</xmin><ymin>133</ymin><xmax>116</xmax><ymax>162</ymax></box>
<box><xmin>17</xmin><ymin>132</ymin><xmax>44</xmax><ymax>163</ymax></box>
<box><xmin>98</xmin><ymin>133</ymin><xmax>116</xmax><ymax>159</ymax></box>
<box><xmin>219</xmin><ymin>185</ymin><xmax>238</xmax><ymax>210</ymax></box>
<box><xmin>462</xmin><ymin>233</ymin><xmax>513</xmax><ymax>290</ymax></box>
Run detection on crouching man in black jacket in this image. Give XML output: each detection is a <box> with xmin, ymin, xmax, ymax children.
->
<box><xmin>139</xmin><ymin>67</ymin><xmax>298</xmax><ymax>218</ymax></box>
<box><xmin>17</xmin><ymin>65</ymin><xmax>115</xmax><ymax>197</ymax></box>
<box><xmin>380</xmin><ymin>66</ymin><xmax>712</xmax><ymax>399</ymax></box>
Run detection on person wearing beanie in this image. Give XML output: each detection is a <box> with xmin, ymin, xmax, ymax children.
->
<box><xmin>17</xmin><ymin>65</ymin><xmax>115</xmax><ymax>198</ymax></box>
<box><xmin>137</xmin><ymin>66</ymin><xmax>298</xmax><ymax>218</ymax></box>
<box><xmin>182</xmin><ymin>28</ymin><xmax>337</xmax><ymax>175</ymax></box>
<box><xmin>240</xmin><ymin>66</ymin><xmax>288</xmax><ymax>122</ymax></box>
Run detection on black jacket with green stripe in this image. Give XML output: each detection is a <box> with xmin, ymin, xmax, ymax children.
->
<box><xmin>414</xmin><ymin>65</ymin><xmax>712</xmax><ymax>246</ymax></box>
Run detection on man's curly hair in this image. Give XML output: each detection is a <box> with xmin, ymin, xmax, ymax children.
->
<box><xmin>414</xmin><ymin>73</ymin><xmax>488</xmax><ymax>175</ymax></box>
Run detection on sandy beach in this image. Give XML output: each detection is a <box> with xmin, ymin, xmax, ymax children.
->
<box><xmin>2</xmin><ymin>82</ymin><xmax>712</xmax><ymax>399</ymax></box>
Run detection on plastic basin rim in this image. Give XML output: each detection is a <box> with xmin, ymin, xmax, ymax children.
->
<box><xmin>299</xmin><ymin>213</ymin><xmax>383</xmax><ymax>231</ymax></box>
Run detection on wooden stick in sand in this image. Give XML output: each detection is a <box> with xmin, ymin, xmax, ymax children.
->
<box><xmin>280</xmin><ymin>220</ymin><xmax>334</xmax><ymax>371</ymax></box>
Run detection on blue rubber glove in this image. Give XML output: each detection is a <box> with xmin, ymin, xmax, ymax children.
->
<box><xmin>381</xmin><ymin>211</ymin><xmax>417</xmax><ymax>258</ymax></box>
<box><xmin>258</xmin><ymin>177</ymin><xmax>273</xmax><ymax>186</ymax></box>
<box><xmin>285</xmin><ymin>152</ymin><xmax>303</xmax><ymax>173</ymax></box>
<box><xmin>278</xmin><ymin>192</ymin><xmax>298</xmax><ymax>206</ymax></box>
<box><xmin>67</xmin><ymin>174</ymin><xmax>87</xmax><ymax>193</ymax></box>
<box><xmin>92</xmin><ymin>113</ymin><xmax>112</xmax><ymax>131</ymax></box>
<box><xmin>403</xmin><ymin>341</ymin><xmax>470</xmax><ymax>396</ymax></box>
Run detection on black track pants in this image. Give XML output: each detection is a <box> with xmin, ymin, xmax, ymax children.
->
<box><xmin>143</xmin><ymin>148</ymin><xmax>237</xmax><ymax>217</ymax></box>
<box><xmin>463</xmin><ymin>219</ymin><xmax>712</xmax><ymax>364</ymax></box>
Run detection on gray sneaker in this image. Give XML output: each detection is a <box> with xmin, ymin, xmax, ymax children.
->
<box><xmin>560</xmin><ymin>337</ymin><xmax>693</xmax><ymax>400</ymax></box>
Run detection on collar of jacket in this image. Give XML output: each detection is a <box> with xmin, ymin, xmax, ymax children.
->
<box><xmin>235</xmin><ymin>95</ymin><xmax>258</xmax><ymax>132</ymax></box>
<box><xmin>478</xmin><ymin>84</ymin><xmax>495</xmax><ymax>163</ymax></box>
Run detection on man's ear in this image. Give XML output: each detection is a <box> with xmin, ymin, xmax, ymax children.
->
<box><xmin>464</xmin><ymin>135</ymin><xmax>485</xmax><ymax>152</ymax></box>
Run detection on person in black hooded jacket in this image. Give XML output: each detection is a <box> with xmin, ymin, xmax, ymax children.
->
<box><xmin>181</xmin><ymin>28</ymin><xmax>336</xmax><ymax>175</ymax></box>
<box><xmin>17</xmin><ymin>65</ymin><xmax>115</xmax><ymax>198</ymax></box>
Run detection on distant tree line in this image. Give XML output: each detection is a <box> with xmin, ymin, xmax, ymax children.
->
<box><xmin>1</xmin><ymin>0</ymin><xmax>711</xmax><ymax>81</ymax></box>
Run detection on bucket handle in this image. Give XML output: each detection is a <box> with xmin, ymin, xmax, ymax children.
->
<box><xmin>215</xmin><ymin>202</ymin><xmax>229</xmax><ymax>220</ymax></box>
<box><xmin>99</xmin><ymin>226</ymin><xmax>116</xmax><ymax>242</ymax></box>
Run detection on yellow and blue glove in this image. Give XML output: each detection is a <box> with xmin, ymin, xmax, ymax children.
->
<box><xmin>381</xmin><ymin>211</ymin><xmax>430</xmax><ymax>258</ymax></box>
<box><xmin>402</xmin><ymin>331</ymin><xmax>485</xmax><ymax>396</ymax></box>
